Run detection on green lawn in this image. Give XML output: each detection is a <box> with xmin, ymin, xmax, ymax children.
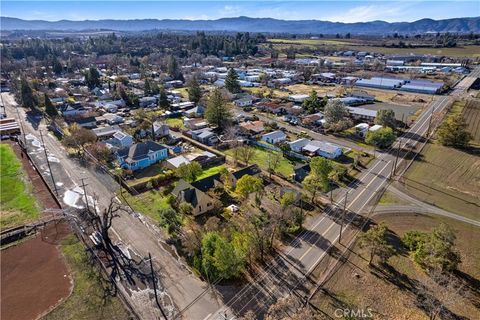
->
<box><xmin>121</xmin><ymin>190</ymin><xmax>172</xmax><ymax>222</ymax></box>
<box><xmin>165</xmin><ymin>118</ymin><xmax>185</xmax><ymax>130</ymax></box>
<box><xmin>127</xmin><ymin>164</ymin><xmax>166</xmax><ymax>186</ymax></box>
<box><xmin>225</xmin><ymin>146</ymin><xmax>296</xmax><ymax>177</ymax></box>
<box><xmin>195</xmin><ymin>165</ymin><xmax>226</xmax><ymax>181</ymax></box>
<box><xmin>0</xmin><ymin>144</ymin><xmax>39</xmax><ymax>229</ymax></box>
<box><xmin>44</xmin><ymin>235</ymin><xmax>129</xmax><ymax>320</ymax></box>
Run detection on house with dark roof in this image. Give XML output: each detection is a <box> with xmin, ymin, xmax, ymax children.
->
<box><xmin>227</xmin><ymin>164</ymin><xmax>261</xmax><ymax>188</ymax></box>
<box><xmin>294</xmin><ymin>163</ymin><xmax>310</xmax><ymax>182</ymax></box>
<box><xmin>172</xmin><ymin>177</ymin><xmax>219</xmax><ymax>216</ymax></box>
<box><xmin>116</xmin><ymin>141</ymin><xmax>168</xmax><ymax>171</ymax></box>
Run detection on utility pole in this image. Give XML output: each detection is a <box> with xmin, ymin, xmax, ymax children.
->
<box><xmin>426</xmin><ymin>105</ymin><xmax>435</xmax><ymax>138</ymax></box>
<box><xmin>149</xmin><ymin>253</ymin><xmax>168</xmax><ymax>320</ymax></box>
<box><xmin>14</xmin><ymin>100</ymin><xmax>28</xmax><ymax>152</ymax></box>
<box><xmin>39</xmin><ymin>130</ymin><xmax>58</xmax><ymax>196</ymax></box>
<box><xmin>391</xmin><ymin>141</ymin><xmax>402</xmax><ymax>177</ymax></box>
<box><xmin>80</xmin><ymin>178</ymin><xmax>89</xmax><ymax>212</ymax></box>
<box><xmin>339</xmin><ymin>191</ymin><xmax>348</xmax><ymax>244</ymax></box>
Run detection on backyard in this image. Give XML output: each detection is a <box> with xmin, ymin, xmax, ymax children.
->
<box><xmin>224</xmin><ymin>146</ymin><xmax>297</xmax><ymax>177</ymax></box>
<box><xmin>0</xmin><ymin>144</ymin><xmax>39</xmax><ymax>229</ymax></box>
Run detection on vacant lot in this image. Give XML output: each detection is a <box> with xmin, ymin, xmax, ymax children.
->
<box><xmin>462</xmin><ymin>99</ymin><xmax>480</xmax><ymax>145</ymax></box>
<box><xmin>311</xmin><ymin>213</ymin><xmax>480</xmax><ymax>320</ymax></box>
<box><xmin>0</xmin><ymin>144</ymin><xmax>39</xmax><ymax>229</ymax></box>
<box><xmin>121</xmin><ymin>189</ymin><xmax>172</xmax><ymax>221</ymax></box>
<box><xmin>43</xmin><ymin>234</ymin><xmax>130</xmax><ymax>320</ymax></box>
<box><xmin>224</xmin><ymin>146</ymin><xmax>296</xmax><ymax>178</ymax></box>
<box><xmin>401</xmin><ymin>142</ymin><xmax>480</xmax><ymax>220</ymax></box>
<box><xmin>1</xmin><ymin>223</ymin><xmax>71</xmax><ymax>320</ymax></box>
<box><xmin>195</xmin><ymin>164</ymin><xmax>226</xmax><ymax>181</ymax></box>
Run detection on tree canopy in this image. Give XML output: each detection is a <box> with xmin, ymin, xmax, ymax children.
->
<box><xmin>437</xmin><ymin>114</ymin><xmax>471</xmax><ymax>149</ymax></box>
<box><xmin>176</xmin><ymin>161</ymin><xmax>203</xmax><ymax>182</ymax></box>
<box><xmin>375</xmin><ymin>109</ymin><xmax>397</xmax><ymax>129</ymax></box>
<box><xmin>187</xmin><ymin>75</ymin><xmax>202</xmax><ymax>105</ymax></box>
<box><xmin>205</xmin><ymin>88</ymin><xmax>232</xmax><ymax>130</ymax></box>
<box><xmin>236</xmin><ymin>174</ymin><xmax>263</xmax><ymax>199</ymax></box>
<box><xmin>365</xmin><ymin>127</ymin><xmax>396</xmax><ymax>149</ymax></box>
<box><xmin>225</xmin><ymin>68</ymin><xmax>241</xmax><ymax>94</ymax></box>
<box><xmin>359</xmin><ymin>222</ymin><xmax>395</xmax><ymax>265</ymax></box>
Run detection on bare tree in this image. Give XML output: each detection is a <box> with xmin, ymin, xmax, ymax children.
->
<box><xmin>266</xmin><ymin>152</ymin><xmax>282</xmax><ymax>179</ymax></box>
<box><xmin>416</xmin><ymin>271</ymin><xmax>466</xmax><ymax>320</ymax></box>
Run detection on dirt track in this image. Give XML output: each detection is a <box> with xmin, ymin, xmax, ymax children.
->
<box><xmin>1</xmin><ymin>140</ymin><xmax>72</xmax><ymax>320</ymax></box>
<box><xmin>1</xmin><ymin>222</ymin><xmax>72</xmax><ymax>320</ymax></box>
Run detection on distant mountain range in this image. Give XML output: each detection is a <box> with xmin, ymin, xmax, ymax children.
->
<box><xmin>1</xmin><ymin>16</ymin><xmax>479</xmax><ymax>34</ymax></box>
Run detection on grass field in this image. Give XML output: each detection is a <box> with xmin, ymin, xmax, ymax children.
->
<box><xmin>121</xmin><ymin>189</ymin><xmax>172</xmax><ymax>221</ymax></box>
<box><xmin>267</xmin><ymin>39</ymin><xmax>480</xmax><ymax>58</ymax></box>
<box><xmin>0</xmin><ymin>144</ymin><xmax>39</xmax><ymax>229</ymax></box>
<box><xmin>462</xmin><ymin>99</ymin><xmax>480</xmax><ymax>145</ymax></box>
<box><xmin>195</xmin><ymin>165</ymin><xmax>226</xmax><ymax>181</ymax></box>
<box><xmin>224</xmin><ymin>146</ymin><xmax>296</xmax><ymax>177</ymax></box>
<box><xmin>44</xmin><ymin>235</ymin><xmax>130</xmax><ymax>320</ymax></box>
<box><xmin>401</xmin><ymin>142</ymin><xmax>480</xmax><ymax>220</ymax></box>
<box><xmin>311</xmin><ymin>213</ymin><xmax>480</xmax><ymax>319</ymax></box>
<box><xmin>165</xmin><ymin>118</ymin><xmax>185</xmax><ymax>130</ymax></box>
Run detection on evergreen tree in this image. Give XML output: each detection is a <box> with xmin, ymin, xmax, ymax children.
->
<box><xmin>225</xmin><ymin>68</ymin><xmax>241</xmax><ymax>94</ymax></box>
<box><xmin>302</xmin><ymin>90</ymin><xmax>321</xmax><ymax>114</ymax></box>
<box><xmin>144</xmin><ymin>78</ymin><xmax>152</xmax><ymax>96</ymax></box>
<box><xmin>205</xmin><ymin>88</ymin><xmax>232</xmax><ymax>130</ymax></box>
<box><xmin>85</xmin><ymin>67</ymin><xmax>100</xmax><ymax>89</ymax></box>
<box><xmin>365</xmin><ymin>127</ymin><xmax>396</xmax><ymax>149</ymax></box>
<box><xmin>187</xmin><ymin>76</ymin><xmax>202</xmax><ymax>105</ymax></box>
<box><xmin>158</xmin><ymin>86</ymin><xmax>170</xmax><ymax>109</ymax></box>
<box><xmin>44</xmin><ymin>93</ymin><xmax>58</xmax><ymax>117</ymax></box>
<box><xmin>52</xmin><ymin>56</ymin><xmax>63</xmax><ymax>75</ymax></box>
<box><xmin>20</xmin><ymin>76</ymin><xmax>36</xmax><ymax>109</ymax></box>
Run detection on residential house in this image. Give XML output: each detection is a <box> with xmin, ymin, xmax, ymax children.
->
<box><xmin>347</xmin><ymin>107</ymin><xmax>377</xmax><ymax>122</ymax></box>
<box><xmin>227</xmin><ymin>164</ymin><xmax>261</xmax><ymax>188</ymax></box>
<box><xmin>239</xmin><ymin>120</ymin><xmax>265</xmax><ymax>136</ymax></box>
<box><xmin>302</xmin><ymin>140</ymin><xmax>343</xmax><ymax>159</ymax></box>
<box><xmin>288</xmin><ymin>94</ymin><xmax>309</xmax><ymax>103</ymax></box>
<box><xmin>184</xmin><ymin>105</ymin><xmax>205</xmax><ymax>118</ymax></box>
<box><xmin>191</xmin><ymin>128</ymin><xmax>218</xmax><ymax>145</ymax></box>
<box><xmin>293</xmin><ymin>163</ymin><xmax>310</xmax><ymax>182</ymax></box>
<box><xmin>152</xmin><ymin>121</ymin><xmax>170</xmax><ymax>138</ymax></box>
<box><xmin>60</xmin><ymin>102</ymin><xmax>88</xmax><ymax>117</ymax></box>
<box><xmin>172</xmin><ymin>179</ymin><xmax>216</xmax><ymax>216</ymax></box>
<box><xmin>92</xmin><ymin>125</ymin><xmax>121</xmax><ymax>140</ymax></box>
<box><xmin>354</xmin><ymin>123</ymin><xmax>370</xmax><ymax>138</ymax></box>
<box><xmin>288</xmin><ymin>138</ymin><xmax>310</xmax><ymax>153</ymax></box>
<box><xmin>74</xmin><ymin>116</ymin><xmax>97</xmax><ymax>129</ymax></box>
<box><xmin>103</xmin><ymin>113</ymin><xmax>124</xmax><ymax>125</ymax></box>
<box><xmin>234</xmin><ymin>97</ymin><xmax>253</xmax><ymax>107</ymax></box>
<box><xmin>262</xmin><ymin>130</ymin><xmax>287</xmax><ymax>144</ymax></box>
<box><xmin>139</xmin><ymin>96</ymin><xmax>157</xmax><ymax>108</ymax></box>
<box><xmin>184</xmin><ymin>118</ymin><xmax>208</xmax><ymax>130</ymax></box>
<box><xmin>107</xmin><ymin>131</ymin><xmax>133</xmax><ymax>149</ymax></box>
<box><xmin>116</xmin><ymin>141</ymin><xmax>169</xmax><ymax>171</ymax></box>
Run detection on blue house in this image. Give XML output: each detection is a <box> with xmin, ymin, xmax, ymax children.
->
<box><xmin>117</xmin><ymin>141</ymin><xmax>168</xmax><ymax>171</ymax></box>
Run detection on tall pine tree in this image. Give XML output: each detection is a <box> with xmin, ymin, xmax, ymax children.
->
<box><xmin>44</xmin><ymin>93</ymin><xmax>58</xmax><ymax>117</ymax></box>
<box><xmin>205</xmin><ymin>88</ymin><xmax>232</xmax><ymax>130</ymax></box>
<box><xmin>187</xmin><ymin>76</ymin><xmax>202</xmax><ymax>105</ymax></box>
<box><xmin>225</xmin><ymin>68</ymin><xmax>241</xmax><ymax>94</ymax></box>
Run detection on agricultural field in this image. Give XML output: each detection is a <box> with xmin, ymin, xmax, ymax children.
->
<box><xmin>0</xmin><ymin>144</ymin><xmax>39</xmax><ymax>229</ymax></box>
<box><xmin>310</xmin><ymin>213</ymin><xmax>480</xmax><ymax>320</ymax></box>
<box><xmin>462</xmin><ymin>99</ymin><xmax>480</xmax><ymax>145</ymax></box>
<box><xmin>44</xmin><ymin>235</ymin><xmax>130</xmax><ymax>320</ymax></box>
<box><xmin>267</xmin><ymin>38</ymin><xmax>480</xmax><ymax>58</ymax></box>
<box><xmin>401</xmin><ymin>142</ymin><xmax>480</xmax><ymax>220</ymax></box>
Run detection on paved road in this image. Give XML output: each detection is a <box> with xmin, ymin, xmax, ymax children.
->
<box><xmin>207</xmin><ymin>66</ymin><xmax>480</xmax><ymax>319</ymax></box>
<box><xmin>377</xmin><ymin>185</ymin><xmax>480</xmax><ymax>227</ymax></box>
<box><xmin>1</xmin><ymin>92</ymin><xmax>225</xmax><ymax>320</ymax></box>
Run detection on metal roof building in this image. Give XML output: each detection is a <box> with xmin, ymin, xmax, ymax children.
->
<box><xmin>355</xmin><ymin>77</ymin><xmax>405</xmax><ymax>90</ymax></box>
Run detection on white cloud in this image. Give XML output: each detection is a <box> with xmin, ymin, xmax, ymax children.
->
<box><xmin>219</xmin><ymin>5</ymin><xmax>242</xmax><ymax>16</ymax></box>
<box><xmin>324</xmin><ymin>3</ymin><xmax>413</xmax><ymax>23</ymax></box>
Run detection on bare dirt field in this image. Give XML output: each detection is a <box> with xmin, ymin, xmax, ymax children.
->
<box><xmin>1</xmin><ymin>222</ymin><xmax>72</xmax><ymax>320</ymax></box>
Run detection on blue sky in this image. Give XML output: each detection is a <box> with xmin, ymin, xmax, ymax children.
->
<box><xmin>1</xmin><ymin>1</ymin><xmax>479</xmax><ymax>23</ymax></box>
